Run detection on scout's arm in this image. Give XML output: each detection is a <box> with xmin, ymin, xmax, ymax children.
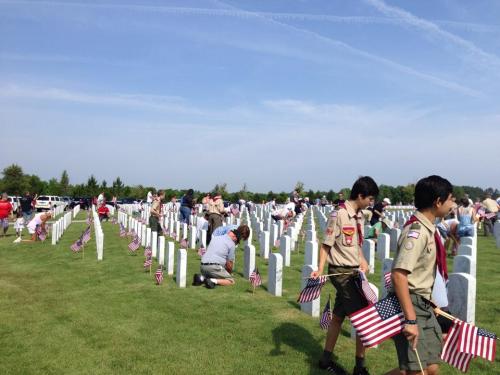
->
<box><xmin>358</xmin><ymin>247</ymin><xmax>369</xmax><ymax>273</ymax></box>
<box><xmin>392</xmin><ymin>269</ymin><xmax>419</xmax><ymax>349</ymax></box>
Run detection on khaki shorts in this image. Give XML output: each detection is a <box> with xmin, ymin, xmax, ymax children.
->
<box><xmin>328</xmin><ymin>265</ymin><xmax>367</xmax><ymax>319</ymax></box>
<box><xmin>393</xmin><ymin>294</ymin><xmax>442</xmax><ymax>371</ymax></box>
<box><xmin>201</xmin><ymin>264</ymin><xmax>234</xmax><ymax>281</ymax></box>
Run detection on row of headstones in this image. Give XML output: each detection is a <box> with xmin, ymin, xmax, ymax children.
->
<box><xmin>72</xmin><ymin>204</ymin><xmax>80</xmax><ymax>219</ymax></box>
<box><xmin>51</xmin><ymin>210</ymin><xmax>73</xmax><ymax>245</ymax></box>
<box><xmin>117</xmin><ymin>210</ymin><xmax>195</xmax><ymax>288</ymax></box>
<box><xmin>52</xmin><ymin>204</ymin><xmax>65</xmax><ymax>218</ymax></box>
<box><xmin>91</xmin><ymin>206</ymin><xmax>104</xmax><ymax>261</ymax></box>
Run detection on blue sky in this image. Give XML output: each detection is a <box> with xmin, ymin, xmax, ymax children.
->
<box><xmin>1</xmin><ymin>0</ymin><xmax>499</xmax><ymax>192</ymax></box>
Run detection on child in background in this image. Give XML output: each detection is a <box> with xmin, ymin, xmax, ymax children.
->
<box><xmin>14</xmin><ymin>210</ymin><xmax>25</xmax><ymax>238</ymax></box>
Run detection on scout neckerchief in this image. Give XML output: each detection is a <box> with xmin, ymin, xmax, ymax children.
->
<box><xmin>338</xmin><ymin>202</ymin><xmax>364</xmax><ymax>246</ymax></box>
<box><xmin>404</xmin><ymin>215</ymin><xmax>448</xmax><ymax>281</ymax></box>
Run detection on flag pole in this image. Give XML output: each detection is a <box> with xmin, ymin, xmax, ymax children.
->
<box><xmin>303</xmin><ymin>272</ymin><xmax>353</xmax><ymax>279</ymax></box>
<box><xmin>414</xmin><ymin>349</ymin><xmax>425</xmax><ymax>375</ymax></box>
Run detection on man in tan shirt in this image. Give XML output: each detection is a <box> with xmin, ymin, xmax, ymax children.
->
<box><xmin>482</xmin><ymin>194</ymin><xmax>499</xmax><ymax>236</ymax></box>
<box><xmin>311</xmin><ymin>176</ymin><xmax>379</xmax><ymax>375</ymax></box>
<box><xmin>207</xmin><ymin>194</ymin><xmax>226</xmax><ymax>244</ymax></box>
<box><xmin>149</xmin><ymin>191</ymin><xmax>164</xmax><ymax>234</ymax></box>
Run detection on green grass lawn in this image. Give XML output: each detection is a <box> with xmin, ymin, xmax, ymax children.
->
<box><xmin>0</xmin><ymin>212</ymin><xmax>499</xmax><ymax>374</ymax></box>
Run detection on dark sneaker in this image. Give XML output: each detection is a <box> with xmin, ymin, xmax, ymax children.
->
<box><xmin>192</xmin><ymin>274</ymin><xmax>204</xmax><ymax>286</ymax></box>
<box><xmin>204</xmin><ymin>278</ymin><xmax>216</xmax><ymax>289</ymax></box>
<box><xmin>352</xmin><ymin>367</ymin><xmax>370</xmax><ymax>375</ymax></box>
<box><xmin>318</xmin><ymin>360</ymin><xmax>348</xmax><ymax>374</ymax></box>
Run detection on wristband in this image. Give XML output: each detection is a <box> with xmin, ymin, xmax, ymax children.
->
<box><xmin>404</xmin><ymin>319</ymin><xmax>417</xmax><ymax>325</ymax></box>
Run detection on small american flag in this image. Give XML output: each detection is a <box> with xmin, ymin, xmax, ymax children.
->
<box><xmin>198</xmin><ymin>247</ymin><xmax>206</xmax><ymax>257</ymax></box>
<box><xmin>128</xmin><ymin>235</ymin><xmax>140</xmax><ymax>252</ymax></box>
<box><xmin>82</xmin><ymin>226</ymin><xmax>91</xmax><ymax>244</ymax></box>
<box><xmin>111</xmin><ymin>217</ymin><xmax>117</xmax><ymax>225</ymax></box>
<box><xmin>274</xmin><ymin>239</ymin><xmax>280</xmax><ymax>247</ymax></box>
<box><xmin>441</xmin><ymin>320</ymin><xmax>473</xmax><ymax>372</ymax></box>
<box><xmin>297</xmin><ymin>276</ymin><xmax>328</xmax><ymax>303</ymax></box>
<box><xmin>458</xmin><ymin>321</ymin><xmax>497</xmax><ymax>362</ymax></box>
<box><xmin>358</xmin><ymin>271</ymin><xmax>377</xmax><ymax>304</ymax></box>
<box><xmin>180</xmin><ymin>239</ymin><xmax>188</xmax><ymax>248</ymax></box>
<box><xmin>36</xmin><ymin>227</ymin><xmax>47</xmax><ymax>241</ymax></box>
<box><xmin>320</xmin><ymin>297</ymin><xmax>333</xmax><ymax>330</ymax></box>
<box><xmin>171</xmin><ymin>231</ymin><xmax>176</xmax><ymax>239</ymax></box>
<box><xmin>119</xmin><ymin>224</ymin><xmax>126</xmax><ymax>237</ymax></box>
<box><xmin>144</xmin><ymin>246</ymin><xmax>152</xmax><ymax>257</ymax></box>
<box><xmin>144</xmin><ymin>257</ymin><xmax>152</xmax><ymax>269</ymax></box>
<box><xmin>70</xmin><ymin>238</ymin><xmax>83</xmax><ymax>252</ymax></box>
<box><xmin>384</xmin><ymin>272</ymin><xmax>392</xmax><ymax>291</ymax></box>
<box><xmin>155</xmin><ymin>266</ymin><xmax>164</xmax><ymax>285</ymax></box>
<box><xmin>349</xmin><ymin>295</ymin><xmax>404</xmax><ymax>348</ymax></box>
<box><xmin>249</xmin><ymin>268</ymin><xmax>262</xmax><ymax>288</ymax></box>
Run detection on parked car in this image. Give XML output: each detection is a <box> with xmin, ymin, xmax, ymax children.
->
<box><xmin>35</xmin><ymin>195</ymin><xmax>63</xmax><ymax>211</ymax></box>
<box><xmin>7</xmin><ymin>196</ymin><xmax>21</xmax><ymax>212</ymax></box>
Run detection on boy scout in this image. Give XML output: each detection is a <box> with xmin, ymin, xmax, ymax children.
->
<box><xmin>387</xmin><ymin>175</ymin><xmax>454</xmax><ymax>375</ymax></box>
<box><xmin>311</xmin><ymin>176</ymin><xmax>379</xmax><ymax>375</ymax></box>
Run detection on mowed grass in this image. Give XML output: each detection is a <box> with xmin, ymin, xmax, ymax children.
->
<box><xmin>0</xmin><ymin>212</ymin><xmax>499</xmax><ymax>375</ymax></box>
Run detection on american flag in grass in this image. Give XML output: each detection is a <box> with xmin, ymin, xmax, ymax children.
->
<box><xmin>155</xmin><ymin>266</ymin><xmax>164</xmax><ymax>285</ymax></box>
<box><xmin>297</xmin><ymin>276</ymin><xmax>328</xmax><ymax>303</ymax></box>
<box><xmin>320</xmin><ymin>297</ymin><xmax>333</xmax><ymax>330</ymax></box>
<box><xmin>128</xmin><ymin>235</ymin><xmax>140</xmax><ymax>252</ymax></box>
<box><xmin>249</xmin><ymin>268</ymin><xmax>262</xmax><ymax>288</ymax></box>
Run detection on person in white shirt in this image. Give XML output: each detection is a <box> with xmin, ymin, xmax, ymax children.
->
<box><xmin>146</xmin><ymin>191</ymin><xmax>153</xmax><ymax>205</ymax></box>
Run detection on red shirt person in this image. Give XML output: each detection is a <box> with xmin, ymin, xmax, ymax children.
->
<box><xmin>97</xmin><ymin>203</ymin><xmax>110</xmax><ymax>222</ymax></box>
<box><xmin>0</xmin><ymin>193</ymin><xmax>13</xmax><ymax>236</ymax></box>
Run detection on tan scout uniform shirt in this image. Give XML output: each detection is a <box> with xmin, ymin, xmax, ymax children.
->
<box><xmin>208</xmin><ymin>197</ymin><xmax>225</xmax><ymax>215</ymax></box>
<box><xmin>482</xmin><ymin>198</ymin><xmax>499</xmax><ymax>213</ymax></box>
<box><xmin>322</xmin><ymin>200</ymin><xmax>364</xmax><ymax>267</ymax></box>
<box><xmin>392</xmin><ymin>211</ymin><xmax>437</xmax><ymax>300</ymax></box>
<box><xmin>151</xmin><ymin>197</ymin><xmax>161</xmax><ymax>218</ymax></box>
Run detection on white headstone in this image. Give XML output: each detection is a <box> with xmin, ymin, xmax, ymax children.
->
<box><xmin>362</xmin><ymin>239</ymin><xmax>375</xmax><ymax>274</ymax></box>
<box><xmin>243</xmin><ymin>244</ymin><xmax>256</xmax><ymax>280</ymax></box>
<box><xmin>189</xmin><ymin>226</ymin><xmax>196</xmax><ymax>249</ymax></box>
<box><xmin>448</xmin><ymin>272</ymin><xmax>476</xmax><ymax>323</ymax></box>
<box><xmin>151</xmin><ymin>231</ymin><xmax>158</xmax><ymax>258</ymax></box>
<box><xmin>377</xmin><ymin>233</ymin><xmax>390</xmax><ymax>260</ymax></box>
<box><xmin>268</xmin><ymin>253</ymin><xmax>283</xmax><ymax>297</ymax></box>
<box><xmin>158</xmin><ymin>236</ymin><xmax>165</xmax><ymax>265</ymax></box>
<box><xmin>389</xmin><ymin>228</ymin><xmax>401</xmax><ymax>252</ymax></box>
<box><xmin>260</xmin><ymin>231</ymin><xmax>270</xmax><ymax>259</ymax></box>
<box><xmin>306</xmin><ymin>230</ymin><xmax>316</xmax><ymax>243</ymax></box>
<box><xmin>457</xmin><ymin>244</ymin><xmax>475</xmax><ymax>260</ymax></box>
<box><xmin>141</xmin><ymin>224</ymin><xmax>147</xmax><ymax>247</ymax></box>
<box><xmin>304</xmin><ymin>241</ymin><xmax>318</xmax><ymax>268</ymax></box>
<box><xmin>201</xmin><ymin>229</ymin><xmax>207</xmax><ymax>248</ymax></box>
<box><xmin>280</xmin><ymin>235</ymin><xmax>291</xmax><ymax>267</ymax></box>
<box><xmin>176</xmin><ymin>249</ymin><xmax>187</xmax><ymax>288</ymax></box>
<box><xmin>300</xmin><ymin>265</ymin><xmax>320</xmax><ymax>317</ymax></box>
<box><xmin>453</xmin><ymin>255</ymin><xmax>476</xmax><ymax>279</ymax></box>
<box><xmin>167</xmin><ymin>241</ymin><xmax>175</xmax><ymax>275</ymax></box>
<box><xmin>146</xmin><ymin>227</ymin><xmax>152</xmax><ymax>248</ymax></box>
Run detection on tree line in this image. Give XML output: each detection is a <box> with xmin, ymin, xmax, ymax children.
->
<box><xmin>1</xmin><ymin>164</ymin><xmax>498</xmax><ymax>204</ymax></box>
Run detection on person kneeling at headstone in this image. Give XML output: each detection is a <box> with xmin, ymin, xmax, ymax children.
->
<box><xmin>192</xmin><ymin>228</ymin><xmax>243</xmax><ymax>288</ymax></box>
<box><xmin>98</xmin><ymin>203</ymin><xmax>110</xmax><ymax>222</ymax></box>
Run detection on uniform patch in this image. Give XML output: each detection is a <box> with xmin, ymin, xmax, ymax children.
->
<box><xmin>326</xmin><ymin>228</ymin><xmax>334</xmax><ymax>236</ymax></box>
<box><xmin>342</xmin><ymin>226</ymin><xmax>355</xmax><ymax>245</ymax></box>
<box><xmin>407</xmin><ymin>231</ymin><xmax>420</xmax><ymax>239</ymax></box>
<box><xmin>404</xmin><ymin>241</ymin><xmax>414</xmax><ymax>250</ymax></box>
<box><xmin>410</xmin><ymin>222</ymin><xmax>421</xmax><ymax>230</ymax></box>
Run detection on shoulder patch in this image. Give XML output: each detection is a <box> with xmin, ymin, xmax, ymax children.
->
<box><xmin>407</xmin><ymin>231</ymin><xmax>420</xmax><ymax>239</ymax></box>
<box><xmin>404</xmin><ymin>241</ymin><xmax>414</xmax><ymax>250</ymax></box>
<box><xmin>410</xmin><ymin>222</ymin><xmax>421</xmax><ymax>230</ymax></box>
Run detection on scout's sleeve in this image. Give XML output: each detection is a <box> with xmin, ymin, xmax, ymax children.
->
<box><xmin>322</xmin><ymin>211</ymin><xmax>339</xmax><ymax>247</ymax></box>
<box><xmin>392</xmin><ymin>224</ymin><xmax>426</xmax><ymax>273</ymax></box>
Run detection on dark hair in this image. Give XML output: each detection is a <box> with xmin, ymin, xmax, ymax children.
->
<box><xmin>460</xmin><ymin>197</ymin><xmax>469</xmax><ymax>207</ymax></box>
<box><xmin>349</xmin><ymin>176</ymin><xmax>379</xmax><ymax>200</ymax></box>
<box><xmin>414</xmin><ymin>175</ymin><xmax>453</xmax><ymax>210</ymax></box>
<box><xmin>236</xmin><ymin>225</ymin><xmax>250</xmax><ymax>241</ymax></box>
<box><xmin>187</xmin><ymin>189</ymin><xmax>194</xmax><ymax>196</ymax></box>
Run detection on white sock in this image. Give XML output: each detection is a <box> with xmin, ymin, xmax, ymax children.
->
<box><xmin>199</xmin><ymin>275</ymin><xmax>205</xmax><ymax>282</ymax></box>
<box><xmin>210</xmin><ymin>278</ymin><xmax>218</xmax><ymax>285</ymax></box>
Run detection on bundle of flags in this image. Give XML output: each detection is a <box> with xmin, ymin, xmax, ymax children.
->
<box><xmin>82</xmin><ymin>226</ymin><xmax>91</xmax><ymax>244</ymax></box>
<box><xmin>70</xmin><ymin>237</ymin><xmax>83</xmax><ymax>252</ymax></box>
<box><xmin>36</xmin><ymin>227</ymin><xmax>47</xmax><ymax>241</ymax></box>
<box><xmin>441</xmin><ymin>320</ymin><xmax>497</xmax><ymax>372</ymax></box>
<box><xmin>320</xmin><ymin>296</ymin><xmax>333</xmax><ymax>330</ymax></box>
<box><xmin>249</xmin><ymin>268</ymin><xmax>262</xmax><ymax>288</ymax></box>
<box><xmin>297</xmin><ymin>276</ymin><xmax>328</xmax><ymax>303</ymax></box>
<box><xmin>119</xmin><ymin>223</ymin><xmax>126</xmax><ymax>237</ymax></box>
<box><xmin>383</xmin><ymin>272</ymin><xmax>392</xmax><ymax>291</ymax></box>
<box><xmin>349</xmin><ymin>295</ymin><xmax>405</xmax><ymax>348</ymax></box>
<box><xmin>128</xmin><ymin>235</ymin><xmax>140</xmax><ymax>252</ymax></box>
<box><xmin>358</xmin><ymin>271</ymin><xmax>378</xmax><ymax>305</ymax></box>
<box><xmin>155</xmin><ymin>266</ymin><xmax>164</xmax><ymax>285</ymax></box>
